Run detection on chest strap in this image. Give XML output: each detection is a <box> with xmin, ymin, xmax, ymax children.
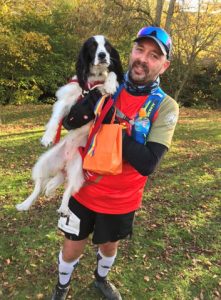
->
<box><xmin>112</xmin><ymin>84</ymin><xmax>166</xmax><ymax>125</ymax></box>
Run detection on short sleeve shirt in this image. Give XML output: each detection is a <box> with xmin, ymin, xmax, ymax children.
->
<box><xmin>147</xmin><ymin>95</ymin><xmax>179</xmax><ymax>148</ymax></box>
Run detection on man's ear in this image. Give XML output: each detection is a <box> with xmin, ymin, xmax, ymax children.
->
<box><xmin>160</xmin><ymin>60</ymin><xmax>170</xmax><ymax>75</ymax></box>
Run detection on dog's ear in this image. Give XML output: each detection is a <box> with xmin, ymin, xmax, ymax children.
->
<box><xmin>76</xmin><ymin>41</ymin><xmax>90</xmax><ymax>89</ymax></box>
<box><xmin>109</xmin><ymin>46</ymin><xmax>124</xmax><ymax>84</ymax></box>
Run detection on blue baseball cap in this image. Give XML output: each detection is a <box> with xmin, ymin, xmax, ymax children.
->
<box><xmin>134</xmin><ymin>26</ymin><xmax>172</xmax><ymax>59</ymax></box>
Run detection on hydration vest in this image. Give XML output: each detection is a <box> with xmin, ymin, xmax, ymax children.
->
<box><xmin>113</xmin><ymin>83</ymin><xmax>166</xmax><ymax>141</ymax></box>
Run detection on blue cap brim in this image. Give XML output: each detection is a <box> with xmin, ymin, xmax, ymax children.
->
<box><xmin>134</xmin><ymin>36</ymin><xmax>167</xmax><ymax>57</ymax></box>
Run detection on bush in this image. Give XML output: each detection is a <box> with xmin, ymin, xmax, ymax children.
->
<box><xmin>0</xmin><ymin>1</ymin><xmax>79</xmax><ymax>105</ymax></box>
<box><xmin>185</xmin><ymin>64</ymin><xmax>221</xmax><ymax>108</ymax></box>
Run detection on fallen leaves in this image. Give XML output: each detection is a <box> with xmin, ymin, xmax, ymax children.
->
<box><xmin>193</xmin><ymin>290</ymin><xmax>204</xmax><ymax>300</ymax></box>
<box><xmin>25</xmin><ymin>269</ymin><xmax>31</xmax><ymax>275</ymax></box>
<box><xmin>144</xmin><ymin>276</ymin><xmax>150</xmax><ymax>282</ymax></box>
<box><xmin>1</xmin><ymin>106</ymin><xmax>220</xmax><ymax>299</ymax></box>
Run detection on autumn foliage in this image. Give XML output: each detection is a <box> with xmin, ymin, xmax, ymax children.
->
<box><xmin>0</xmin><ymin>0</ymin><xmax>220</xmax><ymax>107</ymax></box>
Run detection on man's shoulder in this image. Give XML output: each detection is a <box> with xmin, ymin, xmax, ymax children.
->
<box><xmin>162</xmin><ymin>94</ymin><xmax>179</xmax><ymax>108</ymax></box>
<box><xmin>147</xmin><ymin>94</ymin><xmax>179</xmax><ymax>148</ymax></box>
<box><xmin>159</xmin><ymin>94</ymin><xmax>179</xmax><ymax>115</ymax></box>
<box><xmin>154</xmin><ymin>94</ymin><xmax>179</xmax><ymax>132</ymax></box>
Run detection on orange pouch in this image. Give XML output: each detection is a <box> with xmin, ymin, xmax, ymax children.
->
<box><xmin>83</xmin><ymin>123</ymin><xmax>122</xmax><ymax>175</ymax></box>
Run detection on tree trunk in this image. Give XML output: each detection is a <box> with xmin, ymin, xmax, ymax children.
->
<box><xmin>165</xmin><ymin>0</ymin><xmax>177</xmax><ymax>33</ymax></box>
<box><xmin>174</xmin><ymin>73</ymin><xmax>189</xmax><ymax>102</ymax></box>
<box><xmin>155</xmin><ymin>0</ymin><xmax>165</xmax><ymax>26</ymax></box>
<box><xmin>174</xmin><ymin>59</ymin><xmax>194</xmax><ymax>102</ymax></box>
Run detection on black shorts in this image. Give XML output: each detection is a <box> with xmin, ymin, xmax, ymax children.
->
<box><xmin>58</xmin><ymin>196</ymin><xmax>135</xmax><ymax>244</ymax></box>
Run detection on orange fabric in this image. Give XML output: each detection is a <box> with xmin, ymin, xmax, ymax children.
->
<box><xmin>83</xmin><ymin>124</ymin><xmax>122</xmax><ymax>175</ymax></box>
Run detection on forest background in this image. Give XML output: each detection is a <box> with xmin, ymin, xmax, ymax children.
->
<box><xmin>0</xmin><ymin>0</ymin><xmax>221</xmax><ymax>108</ymax></box>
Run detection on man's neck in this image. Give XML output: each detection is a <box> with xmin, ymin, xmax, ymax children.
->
<box><xmin>124</xmin><ymin>72</ymin><xmax>160</xmax><ymax>96</ymax></box>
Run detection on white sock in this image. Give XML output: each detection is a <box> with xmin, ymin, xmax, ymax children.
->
<box><xmin>96</xmin><ymin>248</ymin><xmax>117</xmax><ymax>278</ymax></box>
<box><xmin>58</xmin><ymin>250</ymin><xmax>80</xmax><ymax>286</ymax></box>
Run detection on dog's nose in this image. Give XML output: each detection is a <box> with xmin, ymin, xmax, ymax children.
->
<box><xmin>98</xmin><ymin>52</ymin><xmax>106</xmax><ymax>60</ymax></box>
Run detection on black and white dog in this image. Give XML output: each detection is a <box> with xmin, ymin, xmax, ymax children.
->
<box><xmin>16</xmin><ymin>35</ymin><xmax>124</xmax><ymax>215</ymax></box>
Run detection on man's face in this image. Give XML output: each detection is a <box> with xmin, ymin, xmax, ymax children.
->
<box><xmin>128</xmin><ymin>38</ymin><xmax>170</xmax><ymax>85</ymax></box>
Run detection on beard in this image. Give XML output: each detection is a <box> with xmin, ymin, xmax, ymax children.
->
<box><xmin>128</xmin><ymin>60</ymin><xmax>151</xmax><ymax>85</ymax></box>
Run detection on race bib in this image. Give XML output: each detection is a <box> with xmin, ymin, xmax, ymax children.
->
<box><xmin>58</xmin><ymin>212</ymin><xmax>80</xmax><ymax>236</ymax></box>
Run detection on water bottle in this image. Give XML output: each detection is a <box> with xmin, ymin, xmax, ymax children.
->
<box><xmin>132</xmin><ymin>108</ymin><xmax>150</xmax><ymax>144</ymax></box>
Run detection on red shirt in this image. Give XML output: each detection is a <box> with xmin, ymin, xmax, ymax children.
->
<box><xmin>74</xmin><ymin>89</ymin><xmax>149</xmax><ymax>214</ymax></box>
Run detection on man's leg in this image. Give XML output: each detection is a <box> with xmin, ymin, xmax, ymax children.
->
<box><xmin>96</xmin><ymin>241</ymin><xmax>119</xmax><ymax>278</ymax></box>
<box><xmin>92</xmin><ymin>210</ymin><xmax>135</xmax><ymax>300</ymax></box>
<box><xmin>94</xmin><ymin>241</ymin><xmax>122</xmax><ymax>300</ymax></box>
<box><xmin>51</xmin><ymin>197</ymin><xmax>96</xmax><ymax>299</ymax></box>
<box><xmin>51</xmin><ymin>237</ymin><xmax>88</xmax><ymax>300</ymax></box>
<box><xmin>59</xmin><ymin>237</ymin><xmax>88</xmax><ymax>283</ymax></box>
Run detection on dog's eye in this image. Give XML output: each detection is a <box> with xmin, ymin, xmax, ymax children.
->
<box><xmin>90</xmin><ymin>42</ymin><xmax>97</xmax><ymax>51</ymax></box>
<box><xmin>105</xmin><ymin>42</ymin><xmax>111</xmax><ymax>52</ymax></box>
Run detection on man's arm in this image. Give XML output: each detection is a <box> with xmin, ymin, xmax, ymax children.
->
<box><xmin>122</xmin><ymin>134</ymin><xmax>168</xmax><ymax>176</ymax></box>
<box><xmin>123</xmin><ymin>96</ymin><xmax>179</xmax><ymax>176</ymax></box>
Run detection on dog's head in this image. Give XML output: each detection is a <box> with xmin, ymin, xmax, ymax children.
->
<box><xmin>76</xmin><ymin>35</ymin><xmax>124</xmax><ymax>89</ymax></box>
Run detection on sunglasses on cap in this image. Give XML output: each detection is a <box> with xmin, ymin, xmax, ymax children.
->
<box><xmin>134</xmin><ymin>26</ymin><xmax>172</xmax><ymax>59</ymax></box>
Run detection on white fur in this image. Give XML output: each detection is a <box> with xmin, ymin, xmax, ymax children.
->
<box><xmin>16</xmin><ymin>122</ymin><xmax>91</xmax><ymax>213</ymax></box>
<box><xmin>16</xmin><ymin>36</ymin><xmax>120</xmax><ymax>216</ymax></box>
<box><xmin>94</xmin><ymin>35</ymin><xmax>110</xmax><ymax>66</ymax></box>
<box><xmin>41</xmin><ymin>76</ymin><xmax>82</xmax><ymax>147</ymax></box>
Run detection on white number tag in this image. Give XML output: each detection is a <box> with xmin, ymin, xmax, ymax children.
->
<box><xmin>58</xmin><ymin>212</ymin><xmax>80</xmax><ymax>236</ymax></box>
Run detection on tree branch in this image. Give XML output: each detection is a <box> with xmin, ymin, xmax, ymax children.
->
<box><xmin>111</xmin><ymin>0</ymin><xmax>155</xmax><ymax>25</ymax></box>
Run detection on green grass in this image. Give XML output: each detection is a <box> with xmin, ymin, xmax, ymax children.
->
<box><xmin>0</xmin><ymin>105</ymin><xmax>221</xmax><ymax>300</ymax></box>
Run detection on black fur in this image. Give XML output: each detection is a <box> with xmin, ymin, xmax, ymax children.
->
<box><xmin>106</xmin><ymin>40</ymin><xmax>124</xmax><ymax>84</ymax></box>
<box><xmin>75</xmin><ymin>36</ymin><xmax>124</xmax><ymax>90</ymax></box>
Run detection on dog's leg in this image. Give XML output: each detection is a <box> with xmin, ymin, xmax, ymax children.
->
<box><xmin>57</xmin><ymin>152</ymin><xmax>85</xmax><ymax>216</ymax></box>
<box><xmin>67</xmin><ymin>151</ymin><xmax>85</xmax><ymax>194</ymax></box>
<box><xmin>41</xmin><ymin>83</ymin><xmax>82</xmax><ymax>147</ymax></box>
<box><xmin>41</xmin><ymin>100</ymin><xmax>71</xmax><ymax>147</ymax></box>
<box><xmin>16</xmin><ymin>141</ymin><xmax>67</xmax><ymax>211</ymax></box>
<box><xmin>16</xmin><ymin>179</ymin><xmax>45</xmax><ymax>211</ymax></box>
<box><xmin>33</xmin><ymin>140</ymin><xmax>66</xmax><ymax>179</ymax></box>
<box><xmin>45</xmin><ymin>171</ymin><xmax>65</xmax><ymax>197</ymax></box>
<box><xmin>56</xmin><ymin>185</ymin><xmax>73</xmax><ymax>216</ymax></box>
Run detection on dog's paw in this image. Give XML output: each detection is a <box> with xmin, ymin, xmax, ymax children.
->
<box><xmin>45</xmin><ymin>181</ymin><xmax>57</xmax><ymax>197</ymax></box>
<box><xmin>45</xmin><ymin>173</ymin><xmax>65</xmax><ymax>197</ymax></box>
<box><xmin>57</xmin><ymin>205</ymin><xmax>70</xmax><ymax>217</ymax></box>
<box><xmin>40</xmin><ymin>132</ymin><xmax>55</xmax><ymax>147</ymax></box>
<box><xmin>104</xmin><ymin>81</ymin><xmax>118</xmax><ymax>95</ymax></box>
<box><xmin>45</xmin><ymin>186</ymin><xmax>55</xmax><ymax>197</ymax></box>
<box><xmin>16</xmin><ymin>202</ymin><xmax>31</xmax><ymax>211</ymax></box>
<box><xmin>104</xmin><ymin>72</ymin><xmax>118</xmax><ymax>95</ymax></box>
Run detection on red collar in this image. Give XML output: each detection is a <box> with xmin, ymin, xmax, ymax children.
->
<box><xmin>68</xmin><ymin>79</ymin><xmax>104</xmax><ymax>91</ymax></box>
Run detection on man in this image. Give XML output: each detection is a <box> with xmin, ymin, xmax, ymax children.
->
<box><xmin>51</xmin><ymin>26</ymin><xmax>179</xmax><ymax>300</ymax></box>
